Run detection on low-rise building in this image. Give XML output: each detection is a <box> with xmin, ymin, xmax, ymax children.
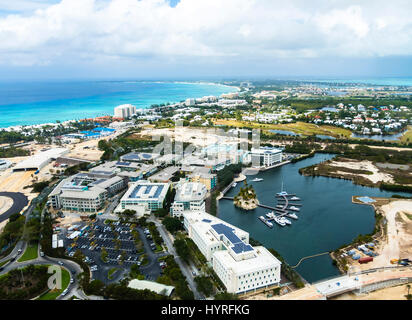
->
<box><xmin>250</xmin><ymin>147</ymin><xmax>283</xmax><ymax>167</ymax></box>
<box><xmin>118</xmin><ymin>180</ymin><xmax>170</xmax><ymax>215</ymax></box>
<box><xmin>171</xmin><ymin>182</ymin><xmax>208</xmax><ymax>217</ymax></box>
<box><xmin>49</xmin><ymin>173</ymin><xmax>126</xmax><ymax>212</ymax></box>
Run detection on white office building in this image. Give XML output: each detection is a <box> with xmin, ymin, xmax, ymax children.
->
<box><xmin>118</xmin><ymin>180</ymin><xmax>170</xmax><ymax>215</ymax></box>
<box><xmin>114</xmin><ymin>104</ymin><xmax>137</xmax><ymax>118</ymax></box>
<box><xmin>170</xmin><ymin>182</ymin><xmax>207</xmax><ymax>218</ymax></box>
<box><xmin>250</xmin><ymin>147</ymin><xmax>283</xmax><ymax>167</ymax></box>
<box><xmin>49</xmin><ymin>173</ymin><xmax>126</xmax><ymax>213</ymax></box>
<box><xmin>183</xmin><ymin>211</ymin><xmax>281</xmax><ymax>294</ymax></box>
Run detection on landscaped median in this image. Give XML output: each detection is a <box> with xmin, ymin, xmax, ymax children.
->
<box><xmin>18</xmin><ymin>242</ymin><xmax>39</xmax><ymax>262</ymax></box>
<box><xmin>37</xmin><ymin>267</ymin><xmax>70</xmax><ymax>300</ymax></box>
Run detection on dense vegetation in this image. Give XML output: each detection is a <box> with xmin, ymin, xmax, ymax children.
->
<box><xmin>0</xmin><ymin>147</ymin><xmax>30</xmax><ymax>158</ymax></box>
<box><xmin>0</xmin><ymin>213</ymin><xmax>26</xmax><ymax>258</ymax></box>
<box><xmin>156</xmin><ymin>255</ymin><xmax>194</xmax><ymax>300</ymax></box>
<box><xmin>97</xmin><ymin>130</ymin><xmax>159</xmax><ymax>161</ymax></box>
<box><xmin>162</xmin><ymin>217</ymin><xmax>184</xmax><ymax>234</ymax></box>
<box><xmin>216</xmin><ymin>163</ymin><xmax>243</xmax><ymax>191</ymax></box>
<box><xmin>0</xmin><ymin>265</ymin><xmax>50</xmax><ymax>300</ymax></box>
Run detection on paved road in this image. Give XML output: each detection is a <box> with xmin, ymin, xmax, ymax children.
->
<box><xmin>0</xmin><ymin>241</ymin><xmax>89</xmax><ymax>300</ymax></box>
<box><xmin>0</xmin><ymin>192</ymin><xmax>29</xmax><ymax>223</ymax></box>
<box><xmin>149</xmin><ymin>217</ymin><xmax>204</xmax><ymax>300</ymax></box>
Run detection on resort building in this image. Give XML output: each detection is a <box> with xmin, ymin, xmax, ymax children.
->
<box><xmin>170</xmin><ymin>182</ymin><xmax>208</xmax><ymax>217</ymax></box>
<box><xmin>114</xmin><ymin>104</ymin><xmax>137</xmax><ymax>118</ymax></box>
<box><xmin>118</xmin><ymin>180</ymin><xmax>170</xmax><ymax>215</ymax></box>
<box><xmin>183</xmin><ymin>211</ymin><xmax>281</xmax><ymax>294</ymax></box>
<box><xmin>250</xmin><ymin>147</ymin><xmax>283</xmax><ymax>167</ymax></box>
<box><xmin>49</xmin><ymin>173</ymin><xmax>126</xmax><ymax>212</ymax></box>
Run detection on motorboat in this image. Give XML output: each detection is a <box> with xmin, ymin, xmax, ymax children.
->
<box><xmin>259</xmin><ymin>216</ymin><xmax>273</xmax><ymax>228</ymax></box>
<box><xmin>289</xmin><ymin>206</ymin><xmax>300</xmax><ymax>212</ymax></box>
<box><xmin>232</xmin><ymin>182</ymin><xmax>237</xmax><ymax>188</ymax></box>
<box><xmin>252</xmin><ymin>178</ymin><xmax>264</xmax><ymax>182</ymax></box>
<box><xmin>290</xmin><ymin>196</ymin><xmax>300</xmax><ymax>201</ymax></box>
<box><xmin>266</xmin><ymin>211</ymin><xmax>276</xmax><ymax>219</ymax></box>
<box><xmin>279</xmin><ymin>217</ymin><xmax>292</xmax><ymax>225</ymax></box>
<box><xmin>273</xmin><ymin>216</ymin><xmax>286</xmax><ymax>227</ymax></box>
<box><xmin>286</xmin><ymin>213</ymin><xmax>298</xmax><ymax>220</ymax></box>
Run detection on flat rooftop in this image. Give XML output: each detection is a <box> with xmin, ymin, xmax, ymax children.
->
<box><xmin>122</xmin><ymin>181</ymin><xmax>170</xmax><ymax>201</ymax></box>
<box><xmin>175</xmin><ymin>182</ymin><xmax>207</xmax><ymax>202</ymax></box>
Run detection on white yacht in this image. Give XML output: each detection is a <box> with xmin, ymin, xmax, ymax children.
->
<box><xmin>279</xmin><ymin>217</ymin><xmax>292</xmax><ymax>225</ymax></box>
<box><xmin>232</xmin><ymin>182</ymin><xmax>237</xmax><ymax>188</ymax></box>
<box><xmin>259</xmin><ymin>215</ymin><xmax>273</xmax><ymax>228</ymax></box>
<box><xmin>252</xmin><ymin>178</ymin><xmax>264</xmax><ymax>182</ymax></box>
<box><xmin>289</xmin><ymin>206</ymin><xmax>300</xmax><ymax>212</ymax></box>
<box><xmin>290</xmin><ymin>196</ymin><xmax>300</xmax><ymax>201</ymax></box>
<box><xmin>287</xmin><ymin>213</ymin><xmax>298</xmax><ymax>220</ymax></box>
<box><xmin>273</xmin><ymin>216</ymin><xmax>286</xmax><ymax>227</ymax></box>
<box><xmin>266</xmin><ymin>211</ymin><xmax>276</xmax><ymax>219</ymax></box>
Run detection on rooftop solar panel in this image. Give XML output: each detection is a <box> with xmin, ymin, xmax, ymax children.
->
<box><xmin>211</xmin><ymin>223</ymin><xmax>254</xmax><ymax>254</ymax></box>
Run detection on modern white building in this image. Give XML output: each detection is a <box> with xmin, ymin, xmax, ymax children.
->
<box><xmin>118</xmin><ymin>180</ymin><xmax>170</xmax><ymax>215</ymax></box>
<box><xmin>183</xmin><ymin>211</ymin><xmax>281</xmax><ymax>294</ymax></box>
<box><xmin>170</xmin><ymin>182</ymin><xmax>207</xmax><ymax>217</ymax></box>
<box><xmin>114</xmin><ymin>104</ymin><xmax>137</xmax><ymax>118</ymax></box>
<box><xmin>49</xmin><ymin>172</ymin><xmax>126</xmax><ymax>212</ymax></box>
<box><xmin>250</xmin><ymin>147</ymin><xmax>283</xmax><ymax>167</ymax></box>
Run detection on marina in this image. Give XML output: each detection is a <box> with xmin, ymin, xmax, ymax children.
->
<box><xmin>218</xmin><ymin>153</ymin><xmax>412</xmax><ymax>282</ymax></box>
<box><xmin>259</xmin><ymin>188</ymin><xmax>303</xmax><ymax>228</ymax></box>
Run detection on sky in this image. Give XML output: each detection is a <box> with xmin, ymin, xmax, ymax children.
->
<box><xmin>0</xmin><ymin>0</ymin><xmax>411</xmax><ymax>80</ymax></box>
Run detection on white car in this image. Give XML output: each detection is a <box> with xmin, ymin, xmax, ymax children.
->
<box><xmin>58</xmin><ymin>261</ymin><xmax>64</xmax><ymax>266</ymax></box>
<box><xmin>61</xmin><ymin>289</ymin><xmax>68</xmax><ymax>296</ymax></box>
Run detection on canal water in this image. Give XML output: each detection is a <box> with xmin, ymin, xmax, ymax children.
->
<box><xmin>218</xmin><ymin>153</ymin><xmax>410</xmax><ymax>283</ymax></box>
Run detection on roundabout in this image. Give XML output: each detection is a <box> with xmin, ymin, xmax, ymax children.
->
<box><xmin>0</xmin><ymin>192</ymin><xmax>29</xmax><ymax>223</ymax></box>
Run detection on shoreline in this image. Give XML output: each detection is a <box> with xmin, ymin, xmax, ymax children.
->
<box><xmin>0</xmin><ymin>81</ymin><xmax>240</xmax><ymax>130</ymax></box>
<box><xmin>331</xmin><ymin>196</ymin><xmax>412</xmax><ymax>274</ymax></box>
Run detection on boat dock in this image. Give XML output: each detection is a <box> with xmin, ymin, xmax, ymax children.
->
<box><xmin>220</xmin><ymin>189</ymin><xmax>303</xmax><ymax>228</ymax></box>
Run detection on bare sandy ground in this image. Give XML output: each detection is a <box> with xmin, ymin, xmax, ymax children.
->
<box><xmin>140</xmin><ymin>127</ymin><xmax>249</xmax><ymax>148</ymax></box>
<box><xmin>67</xmin><ymin>139</ymin><xmax>103</xmax><ymax>161</ymax></box>
<box><xmin>55</xmin><ymin>212</ymin><xmax>83</xmax><ymax>227</ymax></box>
<box><xmin>329</xmin><ymin>160</ymin><xmax>394</xmax><ymax>184</ymax></box>
<box><xmin>333</xmin><ymin>284</ymin><xmax>411</xmax><ymax>300</ymax></box>
<box><xmin>347</xmin><ymin>200</ymin><xmax>412</xmax><ymax>271</ymax></box>
<box><xmin>0</xmin><ymin>196</ymin><xmax>13</xmax><ymax>215</ymax></box>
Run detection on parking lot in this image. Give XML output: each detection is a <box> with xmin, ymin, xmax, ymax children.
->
<box><xmin>63</xmin><ymin>219</ymin><xmax>167</xmax><ymax>283</ymax></box>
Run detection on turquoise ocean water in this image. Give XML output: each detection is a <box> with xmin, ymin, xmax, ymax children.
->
<box><xmin>0</xmin><ymin>81</ymin><xmax>236</xmax><ymax>128</ymax></box>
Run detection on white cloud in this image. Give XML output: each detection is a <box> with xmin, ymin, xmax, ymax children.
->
<box><xmin>0</xmin><ymin>0</ymin><xmax>411</xmax><ymax>66</ymax></box>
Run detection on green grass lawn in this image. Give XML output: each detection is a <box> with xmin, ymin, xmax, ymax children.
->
<box><xmin>107</xmin><ymin>268</ymin><xmax>119</xmax><ymax>280</ymax></box>
<box><xmin>0</xmin><ymin>260</ymin><xmax>10</xmax><ymax>267</ymax></box>
<box><xmin>18</xmin><ymin>242</ymin><xmax>39</xmax><ymax>262</ymax></box>
<box><xmin>37</xmin><ymin>268</ymin><xmax>70</xmax><ymax>300</ymax></box>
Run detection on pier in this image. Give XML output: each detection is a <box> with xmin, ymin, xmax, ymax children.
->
<box><xmin>221</xmin><ymin>191</ymin><xmax>303</xmax><ymax>227</ymax></box>
<box><xmin>221</xmin><ymin>197</ymin><xmax>278</xmax><ymax>211</ymax></box>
